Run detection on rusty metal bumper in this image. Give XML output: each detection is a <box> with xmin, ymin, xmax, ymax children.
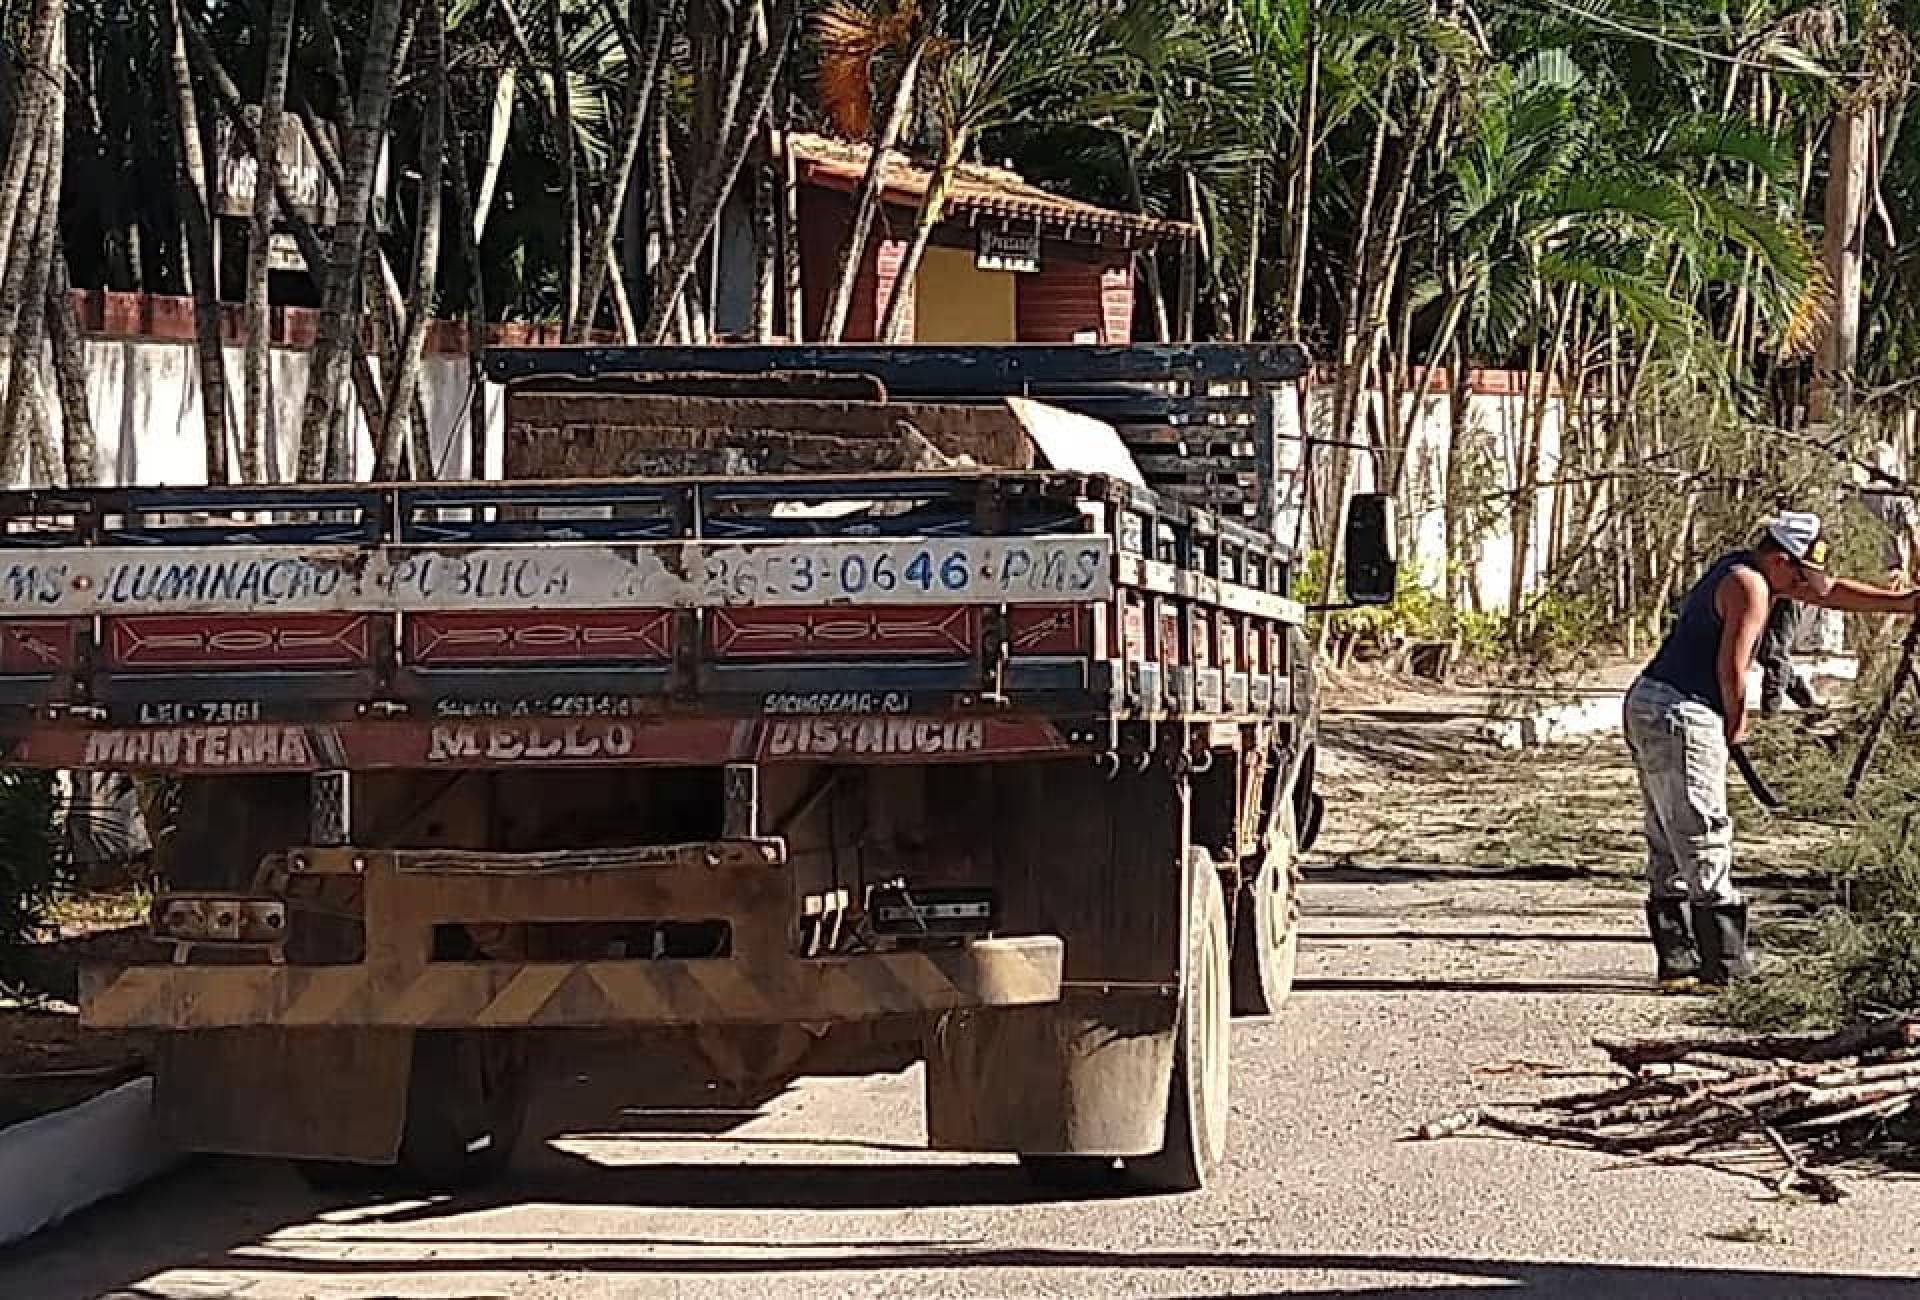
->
<box><xmin>79</xmin><ymin>840</ymin><xmax>1064</xmax><ymax>1030</ymax></box>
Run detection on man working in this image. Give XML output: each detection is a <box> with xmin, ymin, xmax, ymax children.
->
<box><xmin>1625</xmin><ymin>512</ymin><xmax>1918</xmax><ymax>990</ymax></box>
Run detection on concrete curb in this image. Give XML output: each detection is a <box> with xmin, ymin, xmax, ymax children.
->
<box><xmin>0</xmin><ymin>1077</ymin><xmax>181</xmax><ymax>1247</ymax></box>
<box><xmin>1476</xmin><ymin>655</ymin><xmax>1859</xmax><ymax>750</ymax></box>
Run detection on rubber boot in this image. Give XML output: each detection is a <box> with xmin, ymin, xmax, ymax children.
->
<box><xmin>1644</xmin><ymin>898</ymin><xmax>1701</xmax><ymax>992</ymax></box>
<box><xmin>1692</xmin><ymin>902</ymin><xmax>1756</xmax><ymax>986</ymax></box>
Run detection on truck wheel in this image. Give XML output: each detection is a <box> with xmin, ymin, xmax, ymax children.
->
<box><xmin>1231</xmin><ymin>824</ymin><xmax>1300</xmax><ymax>1016</ymax></box>
<box><xmin>292</xmin><ymin>1031</ymin><xmax>527</xmax><ymax>1194</ymax></box>
<box><xmin>1126</xmin><ymin>852</ymin><xmax>1230</xmax><ymax>1193</ymax></box>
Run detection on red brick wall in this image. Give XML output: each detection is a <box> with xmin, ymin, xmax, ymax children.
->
<box><xmin>67</xmin><ymin>289</ymin><xmax>593</xmax><ymax>351</ymax></box>
<box><xmin>1015</xmin><ymin>245</ymin><xmax>1135</xmax><ymax>343</ymax></box>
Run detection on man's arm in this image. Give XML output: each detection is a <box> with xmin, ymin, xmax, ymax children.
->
<box><xmin>1716</xmin><ymin>567</ymin><xmax>1770</xmax><ymax>744</ymax></box>
<box><xmin>1808</xmin><ymin>578</ymin><xmax>1920</xmax><ymax>614</ymax></box>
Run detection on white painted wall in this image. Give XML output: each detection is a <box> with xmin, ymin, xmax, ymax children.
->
<box><xmin>1291</xmin><ymin>378</ymin><xmax>1563</xmax><ymax>612</ymax></box>
<box><xmin>27</xmin><ymin>339</ymin><xmax>504</xmax><ymax>488</ymax></box>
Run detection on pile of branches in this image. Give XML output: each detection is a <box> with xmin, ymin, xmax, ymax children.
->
<box><xmin>1417</xmin><ymin>1018</ymin><xmax>1920</xmax><ymax>1201</ymax></box>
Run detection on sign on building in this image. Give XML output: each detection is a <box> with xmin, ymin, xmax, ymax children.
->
<box><xmin>214</xmin><ymin>109</ymin><xmax>390</xmax><ymax>267</ymax></box>
<box><xmin>976</xmin><ymin>226</ymin><xmax>1041</xmax><ymax>274</ymax></box>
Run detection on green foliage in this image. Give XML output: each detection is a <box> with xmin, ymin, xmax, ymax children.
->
<box><xmin>1292</xmin><ymin>550</ymin><xmax>1610</xmax><ymax>669</ymax></box>
<box><xmin>1727</xmin><ymin>697</ymin><xmax>1920</xmax><ymax>1030</ymax></box>
<box><xmin>0</xmin><ymin>769</ymin><xmax>69</xmax><ymax>990</ymax></box>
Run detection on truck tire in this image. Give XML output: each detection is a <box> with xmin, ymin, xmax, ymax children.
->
<box><xmin>295</xmin><ymin>1031</ymin><xmax>527</xmax><ymax>1193</ymax></box>
<box><xmin>1231</xmin><ymin>822</ymin><xmax>1300</xmax><ymax>1016</ymax></box>
<box><xmin>1126</xmin><ymin>852</ymin><xmax>1230</xmax><ymax>1192</ymax></box>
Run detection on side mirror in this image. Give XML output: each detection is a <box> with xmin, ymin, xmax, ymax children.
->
<box><xmin>1344</xmin><ymin>492</ymin><xmax>1398</xmax><ymax>606</ymax></box>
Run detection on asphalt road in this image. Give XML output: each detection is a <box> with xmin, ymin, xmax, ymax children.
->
<box><xmin>6</xmin><ymin>723</ymin><xmax>1919</xmax><ymax>1299</ymax></box>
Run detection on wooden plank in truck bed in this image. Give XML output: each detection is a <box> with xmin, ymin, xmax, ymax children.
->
<box><xmin>505</xmin><ymin>393</ymin><xmax>1037</xmax><ymax>478</ymax></box>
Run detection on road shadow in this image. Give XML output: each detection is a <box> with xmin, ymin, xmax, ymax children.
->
<box><xmin>1320</xmin><ymin>723</ymin><xmax>1490</xmax><ymax>773</ymax></box>
<box><xmin>1302</xmin><ymin>929</ymin><xmax>1636</xmax><ymax>944</ymax></box>
<box><xmin>61</xmin><ymin>1241</ymin><xmax>1920</xmax><ymax>1298</ymax></box>
<box><xmin>1294</xmin><ymin>976</ymin><xmax>1659</xmax><ymax>997</ymax></box>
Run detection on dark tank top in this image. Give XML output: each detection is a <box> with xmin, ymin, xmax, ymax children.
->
<box><xmin>1644</xmin><ymin>550</ymin><xmax>1757</xmax><ymax>716</ymax></box>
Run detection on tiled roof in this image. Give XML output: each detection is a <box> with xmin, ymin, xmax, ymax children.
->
<box><xmin>788</xmin><ymin>132</ymin><xmax>1195</xmax><ymax>243</ymax></box>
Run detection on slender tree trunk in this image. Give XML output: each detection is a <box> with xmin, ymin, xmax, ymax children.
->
<box><xmin>607</xmin><ymin>243</ymin><xmax>640</xmax><ymax>340</ymax></box>
<box><xmin>1314</xmin><ymin>88</ymin><xmax>1394</xmax><ymax>644</ymax></box>
<box><xmin>774</xmin><ymin>75</ymin><xmax>804</xmax><ymax>339</ymax></box>
<box><xmin>474</xmin><ymin>65</ymin><xmax>515</xmax><ymax>242</ymax></box>
<box><xmin>1282</xmin><ymin>0</ymin><xmax>1319</xmax><ymax>340</ymax></box>
<box><xmin>185</xmin><ymin>18</ymin><xmax>388</xmax><ymax>439</ymax></box>
<box><xmin>378</xmin><ymin>0</ymin><xmax>447</xmax><ymax>480</ymax></box>
<box><xmin>1238</xmin><ymin>160</ymin><xmax>1263</xmax><ymax>342</ymax></box>
<box><xmin>877</xmin><ymin>127</ymin><xmax>967</xmax><ymax>343</ymax></box>
<box><xmin>1121</xmin><ymin>140</ymin><xmax>1171</xmax><ymax>342</ymax></box>
<box><xmin>0</xmin><ymin>32</ymin><xmax>57</xmax><ymax>434</ymax></box>
<box><xmin>0</xmin><ymin>0</ymin><xmax>59</xmax><ymax>290</ymax></box>
<box><xmin>1809</xmin><ymin>103</ymin><xmax>1871</xmax><ymax>425</ymax></box>
<box><xmin>1</xmin><ymin>117</ymin><xmax>59</xmax><ymax>484</ymax></box>
<box><xmin>551</xmin><ymin>0</ymin><xmax>582</xmax><ymax>330</ymax></box>
<box><xmin>1176</xmin><ymin>171</ymin><xmax>1198</xmax><ymax>340</ymax></box>
<box><xmin>242</xmin><ymin>0</ymin><xmax>298</xmax><ymax>485</ymax></box>
<box><xmin>571</xmin><ymin>0</ymin><xmax>674</xmax><ymax>341</ymax></box>
<box><xmin>751</xmin><ymin>157</ymin><xmax>777</xmax><ymax>340</ymax></box>
<box><xmin>448</xmin><ymin>104</ymin><xmax>490</xmax><ymax>481</ymax></box>
<box><xmin>296</xmin><ymin>0</ymin><xmax>409</xmax><ymax>480</ymax></box>
<box><xmin>641</xmin><ymin>0</ymin><xmax>796</xmax><ymax>343</ymax></box>
<box><xmin>45</xmin><ymin>243</ymin><xmax>98</xmax><ymax>486</ymax></box>
<box><xmin>1443</xmin><ymin>339</ymin><xmax>1471</xmax><ymax>605</ymax></box>
<box><xmin>820</xmin><ymin>0</ymin><xmax>941</xmax><ymax>343</ymax></box>
<box><xmin>1398</xmin><ymin>291</ymin><xmax>1466</xmax><ymax>497</ymax></box>
<box><xmin>160</xmin><ymin>0</ymin><xmax>233</xmax><ymax>484</ymax></box>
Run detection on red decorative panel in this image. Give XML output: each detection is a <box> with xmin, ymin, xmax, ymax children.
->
<box><xmin>1120</xmin><ymin>597</ymin><xmax>1148</xmax><ymax>661</ymax></box>
<box><xmin>708</xmin><ymin>607</ymin><xmax>974</xmax><ymax>659</ymax></box>
<box><xmin>0</xmin><ymin>620</ymin><xmax>75</xmax><ymax>674</ymax></box>
<box><xmin>1157</xmin><ymin>604</ymin><xmax>1181</xmax><ymax>665</ymax></box>
<box><xmin>105</xmin><ymin>614</ymin><xmax>373</xmax><ymax>669</ymax></box>
<box><xmin>1007</xmin><ymin>605</ymin><xmax>1085</xmax><ymax>657</ymax></box>
<box><xmin>406</xmin><ymin>610</ymin><xmax>673</xmax><ymax>665</ymax></box>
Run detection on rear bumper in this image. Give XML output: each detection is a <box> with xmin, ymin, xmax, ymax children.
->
<box><xmin>79</xmin><ymin>937</ymin><xmax>1064</xmax><ymax>1029</ymax></box>
<box><xmin>78</xmin><ymin>838</ymin><xmax>1063</xmax><ymax>1030</ymax></box>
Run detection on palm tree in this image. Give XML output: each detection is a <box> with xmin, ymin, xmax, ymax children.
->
<box><xmin>377</xmin><ymin>0</ymin><xmax>450</xmax><ymax>480</ymax></box>
<box><xmin>158</xmin><ymin>0</ymin><xmax>233</xmax><ymax>485</ymax></box>
<box><xmin>242</xmin><ymin>0</ymin><xmax>300</xmax><ymax>487</ymax></box>
<box><xmin>569</xmin><ymin>0</ymin><xmax>676</xmax><ymax>342</ymax></box>
<box><xmin>295</xmin><ymin>0</ymin><xmax>411</xmax><ymax>481</ymax></box>
<box><xmin>639</xmin><ymin>0</ymin><xmax>799</xmax><ymax>343</ymax></box>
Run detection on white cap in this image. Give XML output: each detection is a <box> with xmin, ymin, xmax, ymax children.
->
<box><xmin>1765</xmin><ymin>510</ymin><xmax>1832</xmax><ymax>595</ymax></box>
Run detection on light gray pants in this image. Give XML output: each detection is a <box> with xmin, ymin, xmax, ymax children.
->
<box><xmin>1623</xmin><ymin>675</ymin><xmax>1740</xmax><ymax>906</ymax></box>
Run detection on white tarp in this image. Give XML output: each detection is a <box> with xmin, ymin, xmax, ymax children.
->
<box><xmin>1004</xmin><ymin>397</ymin><xmax>1147</xmax><ymax>488</ymax></box>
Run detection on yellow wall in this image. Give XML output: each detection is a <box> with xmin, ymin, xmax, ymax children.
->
<box><xmin>913</xmin><ymin>245</ymin><xmax>1017</xmax><ymax>342</ymax></box>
